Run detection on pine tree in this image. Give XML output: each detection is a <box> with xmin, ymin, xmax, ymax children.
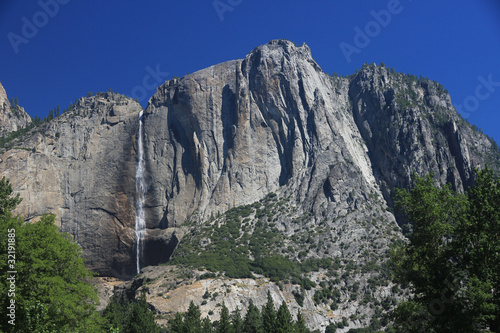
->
<box><xmin>262</xmin><ymin>291</ymin><xmax>276</xmax><ymax>333</ymax></box>
<box><xmin>295</xmin><ymin>311</ymin><xmax>309</xmax><ymax>333</ymax></box>
<box><xmin>0</xmin><ymin>177</ymin><xmax>22</xmax><ymax>215</ymax></box>
<box><xmin>124</xmin><ymin>292</ymin><xmax>160</xmax><ymax>333</ymax></box>
<box><xmin>243</xmin><ymin>300</ymin><xmax>262</xmax><ymax>333</ymax></box>
<box><xmin>185</xmin><ymin>301</ymin><xmax>202</xmax><ymax>332</ymax></box>
<box><xmin>325</xmin><ymin>323</ymin><xmax>337</xmax><ymax>333</ymax></box>
<box><xmin>169</xmin><ymin>313</ymin><xmax>185</xmax><ymax>333</ymax></box>
<box><xmin>232</xmin><ymin>307</ymin><xmax>244</xmax><ymax>333</ymax></box>
<box><xmin>276</xmin><ymin>301</ymin><xmax>293</xmax><ymax>333</ymax></box>
<box><xmin>217</xmin><ymin>303</ymin><xmax>232</xmax><ymax>333</ymax></box>
<box><xmin>202</xmin><ymin>316</ymin><xmax>214</xmax><ymax>333</ymax></box>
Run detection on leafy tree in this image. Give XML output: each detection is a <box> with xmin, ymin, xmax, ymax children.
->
<box><xmin>0</xmin><ymin>180</ymin><xmax>102</xmax><ymax>332</ymax></box>
<box><xmin>390</xmin><ymin>168</ymin><xmax>500</xmax><ymax>332</ymax></box>
<box><xmin>262</xmin><ymin>291</ymin><xmax>277</xmax><ymax>333</ymax></box>
<box><xmin>456</xmin><ymin>167</ymin><xmax>500</xmax><ymax>330</ymax></box>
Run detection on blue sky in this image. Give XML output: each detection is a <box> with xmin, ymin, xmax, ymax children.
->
<box><xmin>1</xmin><ymin>0</ymin><xmax>499</xmax><ymax>143</ymax></box>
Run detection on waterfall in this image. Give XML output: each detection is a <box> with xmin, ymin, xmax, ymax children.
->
<box><xmin>135</xmin><ymin>111</ymin><xmax>146</xmax><ymax>274</ymax></box>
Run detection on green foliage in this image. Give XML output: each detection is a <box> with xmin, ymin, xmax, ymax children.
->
<box><xmin>170</xmin><ymin>296</ymin><xmax>315</xmax><ymax>333</ymax></box>
<box><xmin>0</xmin><ymin>177</ymin><xmax>22</xmax><ymax>216</ymax></box>
<box><xmin>186</xmin><ymin>300</ymin><xmax>203</xmax><ymax>332</ymax></box>
<box><xmin>232</xmin><ymin>307</ymin><xmax>244</xmax><ymax>333</ymax></box>
<box><xmin>243</xmin><ymin>300</ymin><xmax>262</xmax><ymax>333</ymax></box>
<box><xmin>313</xmin><ymin>281</ymin><xmax>341</xmax><ymax>306</ymax></box>
<box><xmin>295</xmin><ymin>311</ymin><xmax>309</xmax><ymax>333</ymax></box>
<box><xmin>292</xmin><ymin>287</ymin><xmax>305</xmax><ymax>307</ymax></box>
<box><xmin>325</xmin><ymin>323</ymin><xmax>337</xmax><ymax>333</ymax></box>
<box><xmin>172</xmin><ymin>197</ymin><xmax>332</xmax><ymax>289</ymax></box>
<box><xmin>0</xmin><ymin>123</ymin><xmax>36</xmax><ymax>150</ymax></box>
<box><xmin>9</xmin><ymin>97</ymin><xmax>19</xmax><ymax>108</ymax></box>
<box><xmin>203</xmin><ymin>316</ymin><xmax>214</xmax><ymax>333</ymax></box>
<box><xmin>217</xmin><ymin>303</ymin><xmax>232</xmax><ymax>333</ymax></box>
<box><xmin>276</xmin><ymin>301</ymin><xmax>294</xmax><ymax>333</ymax></box>
<box><xmin>390</xmin><ymin>168</ymin><xmax>500</xmax><ymax>332</ymax></box>
<box><xmin>124</xmin><ymin>292</ymin><xmax>161</xmax><ymax>333</ymax></box>
<box><xmin>0</xmin><ymin>180</ymin><xmax>103</xmax><ymax>332</ymax></box>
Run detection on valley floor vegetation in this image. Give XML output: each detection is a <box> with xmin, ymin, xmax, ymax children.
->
<box><xmin>1</xmin><ymin>166</ymin><xmax>498</xmax><ymax>332</ymax></box>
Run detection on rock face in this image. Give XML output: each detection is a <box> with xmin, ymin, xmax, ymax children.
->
<box><xmin>144</xmin><ymin>39</ymin><xmax>498</xmax><ymax>230</ymax></box>
<box><xmin>348</xmin><ymin>67</ymin><xmax>496</xmax><ymax>206</ymax></box>
<box><xmin>0</xmin><ymin>81</ymin><xmax>31</xmax><ymax>133</ymax></box>
<box><xmin>145</xmin><ymin>41</ymin><xmax>383</xmax><ymax>230</ymax></box>
<box><xmin>0</xmin><ymin>93</ymin><xmax>182</xmax><ymax>278</ymax></box>
<box><xmin>1</xmin><ymin>40</ymin><xmax>499</xmax><ymax>286</ymax></box>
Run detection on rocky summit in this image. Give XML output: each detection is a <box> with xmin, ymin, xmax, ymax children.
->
<box><xmin>1</xmin><ymin>40</ymin><xmax>499</xmax><ymax>331</ymax></box>
<box><xmin>0</xmin><ymin>81</ymin><xmax>31</xmax><ymax>134</ymax></box>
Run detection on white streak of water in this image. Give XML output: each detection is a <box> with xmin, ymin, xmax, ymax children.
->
<box><xmin>135</xmin><ymin>111</ymin><xmax>146</xmax><ymax>274</ymax></box>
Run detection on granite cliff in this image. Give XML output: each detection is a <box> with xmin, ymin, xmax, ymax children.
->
<box><xmin>1</xmin><ymin>40</ymin><xmax>499</xmax><ymax>331</ymax></box>
<box><xmin>0</xmin><ymin>93</ymin><xmax>181</xmax><ymax>277</ymax></box>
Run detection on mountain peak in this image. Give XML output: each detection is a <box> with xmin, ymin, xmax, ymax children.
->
<box><xmin>244</xmin><ymin>39</ymin><xmax>321</xmax><ymax>73</ymax></box>
<box><xmin>257</xmin><ymin>39</ymin><xmax>310</xmax><ymax>55</ymax></box>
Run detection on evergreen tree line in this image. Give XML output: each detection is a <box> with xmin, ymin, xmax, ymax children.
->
<box><xmin>103</xmin><ymin>292</ymin><xmax>162</xmax><ymax>333</ymax></box>
<box><xmin>168</xmin><ymin>291</ymin><xmax>316</xmax><ymax>333</ymax></box>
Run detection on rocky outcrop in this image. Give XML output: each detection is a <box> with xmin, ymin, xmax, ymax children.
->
<box><xmin>0</xmin><ymin>81</ymin><xmax>31</xmax><ymax>133</ymax></box>
<box><xmin>1</xmin><ymin>40</ymin><xmax>499</xmax><ymax>286</ymax></box>
<box><xmin>117</xmin><ymin>266</ymin><xmax>369</xmax><ymax>332</ymax></box>
<box><xmin>348</xmin><ymin>65</ymin><xmax>496</xmax><ymax>207</ymax></box>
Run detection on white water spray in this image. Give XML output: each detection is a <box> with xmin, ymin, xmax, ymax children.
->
<box><xmin>135</xmin><ymin>111</ymin><xmax>146</xmax><ymax>274</ymax></box>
